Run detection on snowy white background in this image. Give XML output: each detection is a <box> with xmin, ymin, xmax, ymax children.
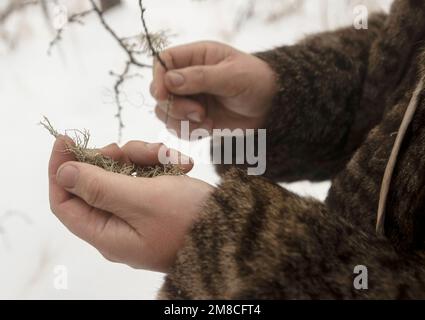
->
<box><xmin>0</xmin><ymin>0</ymin><xmax>392</xmax><ymax>299</ymax></box>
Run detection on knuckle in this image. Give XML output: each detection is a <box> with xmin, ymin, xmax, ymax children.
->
<box><xmin>100</xmin><ymin>250</ymin><xmax>119</xmax><ymax>263</ymax></box>
<box><xmin>49</xmin><ymin>202</ymin><xmax>58</xmax><ymax>215</ymax></box>
<box><xmin>154</xmin><ymin>142</ymin><xmax>167</xmax><ymax>151</ymax></box>
<box><xmin>105</xmin><ymin>142</ymin><xmax>118</xmax><ymax>149</ymax></box>
<box><xmin>123</xmin><ymin>140</ymin><xmax>137</xmax><ymax>148</ymax></box>
<box><xmin>102</xmin><ymin>143</ymin><xmax>119</xmax><ymax>154</ymax></box>
<box><xmin>84</xmin><ymin>175</ymin><xmax>105</xmax><ymax>207</ymax></box>
<box><xmin>122</xmin><ymin>140</ymin><xmax>141</xmax><ymax>152</ymax></box>
<box><xmin>168</xmin><ymin>102</ymin><xmax>179</xmax><ymax>116</ymax></box>
<box><xmin>154</xmin><ymin>106</ymin><xmax>164</xmax><ymax>119</ymax></box>
<box><xmin>158</xmin><ymin>50</ymin><xmax>173</xmax><ymax>69</ymax></box>
<box><xmin>193</xmin><ymin>67</ymin><xmax>206</xmax><ymax>86</ymax></box>
<box><xmin>227</xmin><ymin>81</ymin><xmax>244</xmax><ymax>97</ymax></box>
<box><xmin>205</xmin><ymin>40</ymin><xmax>222</xmax><ymax>48</ymax></box>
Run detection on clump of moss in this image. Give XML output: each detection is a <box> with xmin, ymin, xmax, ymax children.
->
<box><xmin>40</xmin><ymin>116</ymin><xmax>184</xmax><ymax>178</ymax></box>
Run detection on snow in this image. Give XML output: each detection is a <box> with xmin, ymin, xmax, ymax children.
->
<box><xmin>0</xmin><ymin>0</ymin><xmax>392</xmax><ymax>299</ymax></box>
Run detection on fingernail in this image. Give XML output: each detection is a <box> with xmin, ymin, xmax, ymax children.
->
<box><xmin>57</xmin><ymin>165</ymin><xmax>79</xmax><ymax>188</ymax></box>
<box><xmin>167</xmin><ymin>71</ymin><xmax>184</xmax><ymax>87</ymax></box>
<box><xmin>187</xmin><ymin>112</ymin><xmax>201</xmax><ymax>123</ymax></box>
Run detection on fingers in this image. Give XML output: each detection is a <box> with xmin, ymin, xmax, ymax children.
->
<box><xmin>51</xmin><ymin>186</ymin><xmax>142</xmax><ymax>265</ymax></box>
<box><xmin>50</xmin><ymin>137</ymin><xmax>194</xmax><ymax>220</ymax></box>
<box><xmin>99</xmin><ymin>141</ymin><xmax>194</xmax><ymax>173</ymax></box>
<box><xmin>151</xmin><ymin>41</ymin><xmax>235</xmax><ymax>100</ymax></box>
<box><xmin>151</xmin><ymin>54</ymin><xmax>171</xmax><ymax>101</ymax></box>
<box><xmin>156</xmin><ymin>96</ymin><xmax>206</xmax><ymax>123</ymax></box>
<box><xmin>152</xmin><ymin>42</ymin><xmax>209</xmax><ymax>101</ymax></box>
<box><xmin>164</xmin><ymin>64</ymin><xmax>242</xmax><ymax>97</ymax></box>
<box><xmin>55</xmin><ymin>161</ymin><xmax>152</xmax><ymax>220</ymax></box>
<box><xmin>49</xmin><ymin>137</ymin><xmax>132</xmax><ymax>250</ymax></box>
<box><xmin>52</xmin><ymin>192</ymin><xmax>134</xmax><ymax>251</ymax></box>
<box><xmin>121</xmin><ymin>140</ymin><xmax>194</xmax><ymax>173</ymax></box>
<box><xmin>98</xmin><ymin>143</ymin><xmax>126</xmax><ymax>162</ymax></box>
<box><xmin>49</xmin><ymin>137</ymin><xmax>199</xmax><ymax>269</ymax></box>
<box><xmin>49</xmin><ymin>135</ymin><xmax>77</xmax><ymax>210</ymax></box>
<box><xmin>155</xmin><ymin>106</ymin><xmax>213</xmax><ymax>139</ymax></box>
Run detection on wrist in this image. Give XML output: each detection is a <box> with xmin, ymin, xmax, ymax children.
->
<box><xmin>252</xmin><ymin>55</ymin><xmax>278</xmax><ymax>127</ymax></box>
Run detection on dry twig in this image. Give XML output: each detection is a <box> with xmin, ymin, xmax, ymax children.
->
<box><xmin>48</xmin><ymin>0</ymin><xmax>170</xmax><ymax>141</ymax></box>
<box><xmin>138</xmin><ymin>0</ymin><xmax>173</xmax><ymax>125</ymax></box>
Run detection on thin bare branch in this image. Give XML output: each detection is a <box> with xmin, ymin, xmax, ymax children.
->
<box><xmin>139</xmin><ymin>0</ymin><xmax>167</xmax><ymax>70</ymax></box>
<box><xmin>47</xmin><ymin>9</ymin><xmax>94</xmax><ymax>55</ymax></box>
<box><xmin>48</xmin><ymin>0</ymin><xmax>168</xmax><ymax>141</ymax></box>
<box><xmin>139</xmin><ymin>0</ymin><xmax>173</xmax><ymax>125</ymax></box>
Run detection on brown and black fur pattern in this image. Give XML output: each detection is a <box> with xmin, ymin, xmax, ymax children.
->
<box><xmin>160</xmin><ymin>0</ymin><xmax>425</xmax><ymax>299</ymax></box>
<box><xmin>159</xmin><ymin>169</ymin><xmax>425</xmax><ymax>299</ymax></box>
<box><xmin>327</xmin><ymin>0</ymin><xmax>425</xmax><ymax>250</ymax></box>
<box><xmin>214</xmin><ymin>13</ymin><xmax>386</xmax><ymax>182</ymax></box>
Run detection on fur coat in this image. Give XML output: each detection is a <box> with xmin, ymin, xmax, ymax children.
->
<box><xmin>159</xmin><ymin>0</ymin><xmax>425</xmax><ymax>299</ymax></box>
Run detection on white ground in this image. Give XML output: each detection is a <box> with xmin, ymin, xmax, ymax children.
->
<box><xmin>0</xmin><ymin>0</ymin><xmax>392</xmax><ymax>299</ymax></box>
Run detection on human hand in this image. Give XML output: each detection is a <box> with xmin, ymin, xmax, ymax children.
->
<box><xmin>151</xmin><ymin>41</ymin><xmax>277</xmax><ymax>136</ymax></box>
<box><xmin>48</xmin><ymin>136</ymin><xmax>214</xmax><ymax>273</ymax></box>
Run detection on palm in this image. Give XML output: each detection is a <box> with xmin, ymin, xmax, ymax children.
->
<box><xmin>90</xmin><ymin>207</ymin><xmax>145</xmax><ymax>268</ymax></box>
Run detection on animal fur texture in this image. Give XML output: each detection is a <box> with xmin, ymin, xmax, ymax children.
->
<box><xmin>159</xmin><ymin>0</ymin><xmax>425</xmax><ymax>299</ymax></box>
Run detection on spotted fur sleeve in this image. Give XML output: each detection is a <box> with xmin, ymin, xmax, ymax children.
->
<box><xmin>213</xmin><ymin>13</ymin><xmax>387</xmax><ymax>182</ymax></box>
<box><xmin>158</xmin><ymin>168</ymin><xmax>425</xmax><ymax>299</ymax></box>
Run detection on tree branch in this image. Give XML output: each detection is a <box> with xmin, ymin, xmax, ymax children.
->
<box><xmin>139</xmin><ymin>0</ymin><xmax>172</xmax><ymax>125</ymax></box>
<box><xmin>48</xmin><ymin>0</ymin><xmax>169</xmax><ymax>141</ymax></box>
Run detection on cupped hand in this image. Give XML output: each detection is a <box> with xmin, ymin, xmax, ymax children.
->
<box><xmin>151</xmin><ymin>41</ymin><xmax>277</xmax><ymax>136</ymax></box>
<box><xmin>49</xmin><ymin>136</ymin><xmax>214</xmax><ymax>273</ymax></box>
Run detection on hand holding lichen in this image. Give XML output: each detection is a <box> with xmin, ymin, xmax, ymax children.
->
<box><xmin>40</xmin><ymin>116</ymin><xmax>184</xmax><ymax>178</ymax></box>
<box><xmin>48</xmin><ymin>129</ymin><xmax>214</xmax><ymax>272</ymax></box>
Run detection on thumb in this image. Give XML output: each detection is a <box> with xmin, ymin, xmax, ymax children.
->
<box><xmin>164</xmin><ymin>64</ymin><xmax>243</xmax><ymax>97</ymax></box>
<box><xmin>56</xmin><ymin>161</ymin><xmax>151</xmax><ymax>220</ymax></box>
